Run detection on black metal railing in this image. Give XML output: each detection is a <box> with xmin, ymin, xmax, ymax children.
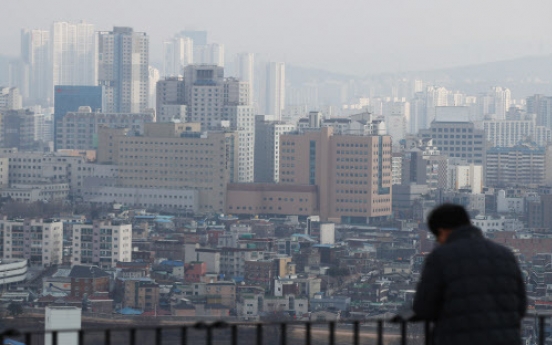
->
<box><xmin>0</xmin><ymin>316</ymin><xmax>545</xmax><ymax>345</ymax></box>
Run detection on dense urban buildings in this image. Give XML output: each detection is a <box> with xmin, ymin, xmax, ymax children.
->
<box><xmin>2</xmin><ymin>19</ymin><xmax>552</xmax><ymax>340</ymax></box>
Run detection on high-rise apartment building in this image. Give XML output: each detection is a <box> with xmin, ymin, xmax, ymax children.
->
<box><xmin>21</xmin><ymin>29</ymin><xmax>51</xmax><ymax>104</ymax></box>
<box><xmin>155</xmin><ymin>66</ymin><xmax>255</xmax><ymax>181</ymax></box>
<box><xmin>163</xmin><ymin>36</ymin><xmax>193</xmax><ymax>76</ymax></box>
<box><xmin>100</xmin><ymin>122</ymin><xmax>238</xmax><ymax>214</ymax></box>
<box><xmin>236</xmin><ymin>53</ymin><xmax>255</xmax><ymax>102</ymax></box>
<box><xmin>527</xmin><ymin>94</ymin><xmax>552</xmax><ymax>129</ymax></box>
<box><xmin>195</xmin><ymin>43</ymin><xmax>225</xmax><ymax>67</ymax></box>
<box><xmin>72</xmin><ymin>219</ymin><xmax>132</xmax><ymax>268</ymax></box>
<box><xmin>2</xmin><ymin>109</ymin><xmax>43</xmax><ymax>150</ymax></box>
<box><xmin>97</xmin><ymin>27</ymin><xmax>149</xmax><ymax>113</ymax></box>
<box><xmin>0</xmin><ymin>87</ymin><xmax>22</xmax><ymax>111</ymax></box>
<box><xmin>485</xmin><ymin>145</ymin><xmax>552</xmax><ymax>187</ymax></box>
<box><xmin>483</xmin><ymin>117</ymin><xmax>552</xmax><ymax>147</ymax></box>
<box><xmin>0</xmin><ymin>218</ymin><xmax>63</xmax><ymax>267</ymax></box>
<box><xmin>265</xmin><ymin>62</ymin><xmax>285</xmax><ymax>120</ymax></box>
<box><xmin>254</xmin><ymin>115</ymin><xmax>295</xmax><ymax>183</ymax></box>
<box><xmin>155</xmin><ymin>77</ymin><xmax>186</xmax><ymax>122</ymax></box>
<box><xmin>51</xmin><ymin>21</ymin><xmax>96</xmax><ymax>88</ymax></box>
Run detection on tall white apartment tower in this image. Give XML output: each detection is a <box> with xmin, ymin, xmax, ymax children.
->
<box><xmin>21</xmin><ymin>29</ymin><xmax>51</xmax><ymax>104</ymax></box>
<box><xmin>265</xmin><ymin>62</ymin><xmax>285</xmax><ymax>120</ymax></box>
<box><xmin>491</xmin><ymin>86</ymin><xmax>511</xmax><ymax>120</ymax></box>
<box><xmin>51</xmin><ymin>21</ymin><xmax>96</xmax><ymax>88</ymax></box>
<box><xmin>97</xmin><ymin>27</ymin><xmax>149</xmax><ymax>113</ymax></box>
<box><xmin>195</xmin><ymin>43</ymin><xmax>225</xmax><ymax>67</ymax></box>
<box><xmin>183</xmin><ymin>65</ymin><xmax>255</xmax><ymax>182</ymax></box>
<box><xmin>163</xmin><ymin>35</ymin><xmax>194</xmax><ymax>76</ymax></box>
<box><xmin>236</xmin><ymin>53</ymin><xmax>255</xmax><ymax>102</ymax></box>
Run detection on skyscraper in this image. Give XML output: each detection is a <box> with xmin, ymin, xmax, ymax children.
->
<box><xmin>195</xmin><ymin>43</ymin><xmax>225</xmax><ymax>67</ymax></box>
<box><xmin>265</xmin><ymin>62</ymin><xmax>285</xmax><ymax>120</ymax></box>
<box><xmin>236</xmin><ymin>53</ymin><xmax>255</xmax><ymax>103</ymax></box>
<box><xmin>182</xmin><ymin>65</ymin><xmax>255</xmax><ymax>182</ymax></box>
<box><xmin>21</xmin><ymin>29</ymin><xmax>51</xmax><ymax>105</ymax></box>
<box><xmin>51</xmin><ymin>21</ymin><xmax>96</xmax><ymax>88</ymax></box>
<box><xmin>163</xmin><ymin>36</ymin><xmax>193</xmax><ymax>76</ymax></box>
<box><xmin>97</xmin><ymin>27</ymin><xmax>149</xmax><ymax>113</ymax></box>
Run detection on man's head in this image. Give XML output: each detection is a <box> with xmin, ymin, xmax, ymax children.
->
<box><xmin>427</xmin><ymin>203</ymin><xmax>471</xmax><ymax>244</ymax></box>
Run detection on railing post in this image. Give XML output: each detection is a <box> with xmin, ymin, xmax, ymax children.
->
<box><xmin>207</xmin><ymin>324</ymin><xmax>213</xmax><ymax>345</ymax></box>
<box><xmin>305</xmin><ymin>322</ymin><xmax>311</xmax><ymax>345</ymax></box>
<box><xmin>26</xmin><ymin>332</ymin><xmax>32</xmax><ymax>345</ymax></box>
<box><xmin>424</xmin><ymin>321</ymin><xmax>431</xmax><ymax>345</ymax></box>
<box><xmin>181</xmin><ymin>326</ymin><xmax>187</xmax><ymax>345</ymax></box>
<box><xmin>105</xmin><ymin>329</ymin><xmax>111</xmax><ymax>345</ymax></box>
<box><xmin>53</xmin><ymin>331</ymin><xmax>58</xmax><ymax>345</ymax></box>
<box><xmin>539</xmin><ymin>315</ymin><xmax>545</xmax><ymax>345</ymax></box>
<box><xmin>156</xmin><ymin>327</ymin><xmax>162</xmax><ymax>345</ymax></box>
<box><xmin>377</xmin><ymin>320</ymin><xmax>383</xmax><ymax>345</ymax></box>
<box><xmin>329</xmin><ymin>321</ymin><xmax>335</xmax><ymax>345</ymax></box>
<box><xmin>232</xmin><ymin>324</ymin><xmax>238</xmax><ymax>345</ymax></box>
<box><xmin>401</xmin><ymin>320</ymin><xmax>407</xmax><ymax>345</ymax></box>
<box><xmin>280</xmin><ymin>323</ymin><xmax>287</xmax><ymax>345</ymax></box>
<box><xmin>353</xmin><ymin>321</ymin><xmax>359</xmax><ymax>345</ymax></box>
<box><xmin>257</xmin><ymin>323</ymin><xmax>263</xmax><ymax>345</ymax></box>
<box><xmin>130</xmin><ymin>328</ymin><xmax>136</xmax><ymax>345</ymax></box>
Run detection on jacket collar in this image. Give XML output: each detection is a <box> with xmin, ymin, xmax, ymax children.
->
<box><xmin>445</xmin><ymin>225</ymin><xmax>484</xmax><ymax>244</ymax></box>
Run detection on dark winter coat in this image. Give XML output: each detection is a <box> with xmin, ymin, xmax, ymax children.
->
<box><xmin>413</xmin><ymin>225</ymin><xmax>526</xmax><ymax>345</ymax></box>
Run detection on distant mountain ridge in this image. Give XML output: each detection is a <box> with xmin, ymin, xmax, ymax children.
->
<box><xmin>288</xmin><ymin>55</ymin><xmax>552</xmax><ymax>97</ymax></box>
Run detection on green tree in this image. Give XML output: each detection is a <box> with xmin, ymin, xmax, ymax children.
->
<box><xmin>7</xmin><ymin>302</ymin><xmax>23</xmax><ymax>316</ymax></box>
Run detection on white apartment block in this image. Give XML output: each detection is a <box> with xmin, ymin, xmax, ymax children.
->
<box><xmin>72</xmin><ymin>219</ymin><xmax>132</xmax><ymax>268</ymax></box>
<box><xmin>472</xmin><ymin>215</ymin><xmax>506</xmax><ymax>233</ymax></box>
<box><xmin>265</xmin><ymin>62</ymin><xmax>286</xmax><ymax>119</ymax></box>
<box><xmin>163</xmin><ymin>36</ymin><xmax>193</xmax><ymax>76</ymax></box>
<box><xmin>238</xmin><ymin>294</ymin><xmax>309</xmax><ymax>319</ymax></box>
<box><xmin>454</xmin><ymin>165</ymin><xmax>483</xmax><ymax>194</ymax></box>
<box><xmin>483</xmin><ymin>118</ymin><xmax>552</xmax><ymax>147</ymax></box>
<box><xmin>0</xmin><ymin>87</ymin><xmax>22</xmax><ymax>110</ymax></box>
<box><xmin>219</xmin><ymin>248</ymin><xmax>263</xmax><ymax>279</ymax></box>
<box><xmin>51</xmin><ymin>21</ymin><xmax>96</xmax><ymax>88</ymax></box>
<box><xmin>0</xmin><ymin>218</ymin><xmax>63</xmax><ymax>267</ymax></box>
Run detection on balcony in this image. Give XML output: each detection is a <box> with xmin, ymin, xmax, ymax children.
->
<box><xmin>0</xmin><ymin>316</ymin><xmax>547</xmax><ymax>345</ymax></box>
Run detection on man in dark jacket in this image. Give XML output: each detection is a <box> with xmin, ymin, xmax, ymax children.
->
<box><xmin>413</xmin><ymin>204</ymin><xmax>526</xmax><ymax>345</ymax></box>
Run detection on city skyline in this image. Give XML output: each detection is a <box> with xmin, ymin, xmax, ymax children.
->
<box><xmin>0</xmin><ymin>0</ymin><xmax>551</xmax><ymax>75</ymax></box>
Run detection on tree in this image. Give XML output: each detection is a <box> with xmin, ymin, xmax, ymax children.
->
<box><xmin>7</xmin><ymin>302</ymin><xmax>23</xmax><ymax>316</ymax></box>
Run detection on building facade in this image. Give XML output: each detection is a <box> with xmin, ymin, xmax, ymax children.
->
<box><xmin>97</xmin><ymin>27</ymin><xmax>149</xmax><ymax>113</ymax></box>
<box><xmin>227</xmin><ymin>127</ymin><xmax>393</xmax><ymax>223</ymax></box>
<box><xmin>72</xmin><ymin>219</ymin><xmax>132</xmax><ymax>268</ymax></box>
<box><xmin>0</xmin><ymin>218</ymin><xmax>63</xmax><ymax>267</ymax></box>
<box><xmin>101</xmin><ymin>122</ymin><xmax>238</xmax><ymax>214</ymax></box>
<box><xmin>485</xmin><ymin>145</ymin><xmax>552</xmax><ymax>187</ymax></box>
<box><xmin>56</xmin><ymin>106</ymin><xmax>155</xmax><ymax>150</ymax></box>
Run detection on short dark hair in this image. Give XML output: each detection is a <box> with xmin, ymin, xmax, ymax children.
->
<box><xmin>427</xmin><ymin>203</ymin><xmax>471</xmax><ymax>236</ymax></box>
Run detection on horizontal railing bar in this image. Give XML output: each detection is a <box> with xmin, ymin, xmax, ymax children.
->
<box><xmin>4</xmin><ymin>316</ymin><xmax>542</xmax><ymax>341</ymax></box>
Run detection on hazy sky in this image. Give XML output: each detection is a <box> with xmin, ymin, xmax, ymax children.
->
<box><xmin>1</xmin><ymin>0</ymin><xmax>551</xmax><ymax>75</ymax></box>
